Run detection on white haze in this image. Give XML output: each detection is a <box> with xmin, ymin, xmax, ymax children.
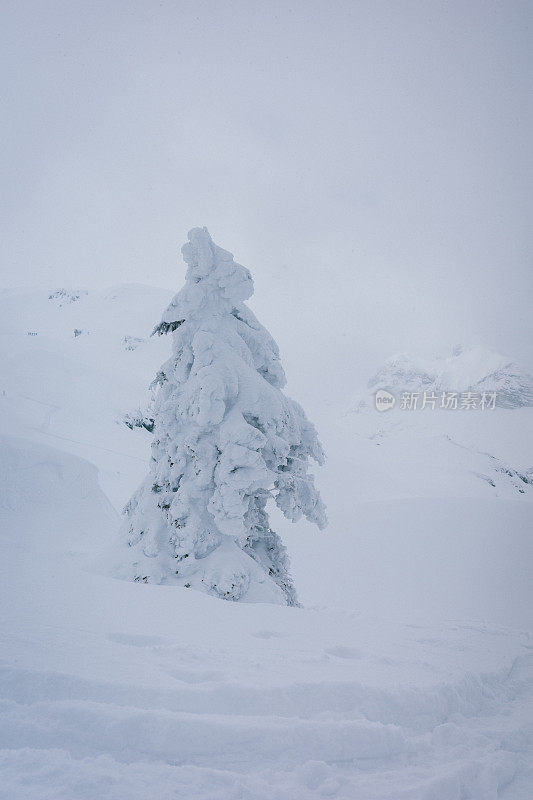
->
<box><xmin>1</xmin><ymin>0</ymin><xmax>532</xmax><ymax>404</ymax></box>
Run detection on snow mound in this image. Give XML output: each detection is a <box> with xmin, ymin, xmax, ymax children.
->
<box><xmin>0</xmin><ymin>434</ymin><xmax>118</xmax><ymax>559</ymax></box>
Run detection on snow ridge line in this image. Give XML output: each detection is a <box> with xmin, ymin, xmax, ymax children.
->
<box><xmin>0</xmin><ymin>696</ymin><xmax>407</xmax><ymax>768</ymax></box>
<box><xmin>0</xmin><ymin>659</ymin><xmax>531</xmax><ymax>796</ymax></box>
<box><xmin>0</xmin><ymin>661</ymin><xmax>523</xmax><ymax>732</ymax></box>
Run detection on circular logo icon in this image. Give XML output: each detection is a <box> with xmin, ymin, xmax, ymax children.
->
<box><xmin>375</xmin><ymin>389</ymin><xmax>396</xmax><ymax>411</ymax></box>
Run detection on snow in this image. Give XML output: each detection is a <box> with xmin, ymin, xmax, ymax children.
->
<box><xmin>0</xmin><ymin>282</ymin><xmax>532</xmax><ymax>798</ymax></box>
<box><xmin>116</xmin><ymin>229</ymin><xmax>325</xmax><ymax>604</ymax></box>
<box><xmin>364</xmin><ymin>346</ymin><xmax>533</xmax><ymax>408</ymax></box>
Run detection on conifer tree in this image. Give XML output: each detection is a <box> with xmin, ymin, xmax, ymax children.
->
<box><xmin>120</xmin><ymin>228</ymin><xmax>326</xmax><ymax>604</ymax></box>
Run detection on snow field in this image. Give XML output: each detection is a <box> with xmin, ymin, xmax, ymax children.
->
<box><xmin>0</xmin><ymin>283</ymin><xmax>532</xmax><ymax>797</ymax></box>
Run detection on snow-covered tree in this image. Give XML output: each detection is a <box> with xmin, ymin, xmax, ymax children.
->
<box><xmin>119</xmin><ymin>227</ymin><xmax>326</xmax><ymax>605</ymax></box>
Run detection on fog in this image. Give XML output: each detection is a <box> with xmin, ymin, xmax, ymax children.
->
<box><xmin>2</xmin><ymin>0</ymin><xmax>532</xmax><ymax>398</ymax></box>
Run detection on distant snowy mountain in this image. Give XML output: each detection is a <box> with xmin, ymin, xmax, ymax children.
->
<box><xmin>343</xmin><ymin>346</ymin><xmax>533</xmax><ymax>510</ymax></box>
<box><xmin>366</xmin><ymin>346</ymin><xmax>533</xmax><ymax>408</ymax></box>
<box><xmin>0</xmin><ymin>283</ymin><xmax>173</xmax><ymax>342</ymax></box>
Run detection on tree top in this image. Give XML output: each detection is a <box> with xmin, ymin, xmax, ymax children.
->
<box><xmin>154</xmin><ymin>228</ymin><xmax>255</xmax><ymax>335</ymax></box>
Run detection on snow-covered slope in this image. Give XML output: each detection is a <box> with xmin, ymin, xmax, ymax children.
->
<box><xmin>0</xmin><ymin>434</ymin><xmax>118</xmax><ymax>562</ymax></box>
<box><xmin>1</xmin><ymin>285</ymin><xmax>532</xmax><ymax>798</ymax></box>
<box><xmin>1</xmin><ymin>435</ymin><xmax>532</xmax><ymax>799</ymax></box>
<box><xmin>0</xmin><ymin>284</ymin><xmax>172</xmax><ymax>506</ymax></box>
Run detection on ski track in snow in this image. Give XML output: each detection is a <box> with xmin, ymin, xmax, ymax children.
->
<box><xmin>0</xmin><ymin>646</ymin><xmax>531</xmax><ymax>799</ymax></box>
<box><xmin>32</xmin><ymin>424</ymin><xmax>149</xmax><ymax>462</ymax></box>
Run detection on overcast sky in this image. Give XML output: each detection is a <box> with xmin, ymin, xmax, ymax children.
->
<box><xmin>2</xmin><ymin>0</ymin><xmax>532</xmax><ymax>392</ymax></box>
